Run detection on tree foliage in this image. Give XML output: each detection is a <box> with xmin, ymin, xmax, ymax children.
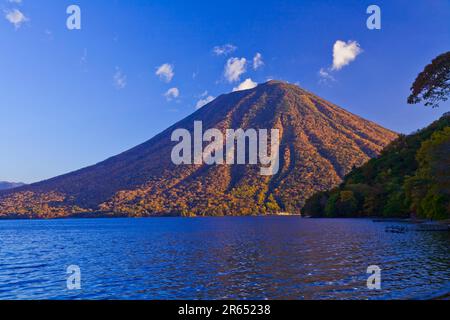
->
<box><xmin>405</xmin><ymin>127</ymin><xmax>450</xmax><ymax>219</ymax></box>
<box><xmin>408</xmin><ymin>51</ymin><xmax>450</xmax><ymax>108</ymax></box>
<box><xmin>303</xmin><ymin>115</ymin><xmax>450</xmax><ymax>220</ymax></box>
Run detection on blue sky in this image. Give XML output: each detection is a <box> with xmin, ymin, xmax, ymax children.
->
<box><xmin>1</xmin><ymin>0</ymin><xmax>449</xmax><ymax>183</ymax></box>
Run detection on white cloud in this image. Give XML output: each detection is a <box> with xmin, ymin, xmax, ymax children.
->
<box><xmin>213</xmin><ymin>44</ymin><xmax>237</xmax><ymax>56</ymax></box>
<box><xmin>195</xmin><ymin>94</ymin><xmax>215</xmax><ymax>109</ymax></box>
<box><xmin>317</xmin><ymin>40</ymin><xmax>362</xmax><ymax>85</ymax></box>
<box><xmin>253</xmin><ymin>53</ymin><xmax>264</xmax><ymax>70</ymax></box>
<box><xmin>332</xmin><ymin>40</ymin><xmax>362</xmax><ymax>71</ymax></box>
<box><xmin>164</xmin><ymin>87</ymin><xmax>180</xmax><ymax>101</ymax></box>
<box><xmin>113</xmin><ymin>68</ymin><xmax>127</xmax><ymax>89</ymax></box>
<box><xmin>224</xmin><ymin>57</ymin><xmax>247</xmax><ymax>83</ymax></box>
<box><xmin>155</xmin><ymin>63</ymin><xmax>174</xmax><ymax>82</ymax></box>
<box><xmin>318</xmin><ymin>68</ymin><xmax>335</xmax><ymax>84</ymax></box>
<box><xmin>233</xmin><ymin>78</ymin><xmax>258</xmax><ymax>92</ymax></box>
<box><xmin>4</xmin><ymin>9</ymin><xmax>28</xmax><ymax>29</ymax></box>
<box><xmin>8</xmin><ymin>0</ymin><xmax>22</xmax><ymax>3</ymax></box>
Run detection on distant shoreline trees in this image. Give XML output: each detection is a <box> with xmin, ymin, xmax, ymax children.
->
<box><xmin>303</xmin><ymin>111</ymin><xmax>450</xmax><ymax>220</ymax></box>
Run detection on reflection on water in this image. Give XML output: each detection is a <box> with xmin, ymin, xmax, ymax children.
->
<box><xmin>0</xmin><ymin>217</ymin><xmax>448</xmax><ymax>300</ymax></box>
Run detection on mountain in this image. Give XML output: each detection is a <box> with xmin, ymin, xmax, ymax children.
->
<box><xmin>0</xmin><ymin>81</ymin><xmax>398</xmax><ymax>218</ymax></box>
<box><xmin>0</xmin><ymin>182</ymin><xmax>26</xmax><ymax>191</ymax></box>
<box><xmin>303</xmin><ymin>113</ymin><xmax>450</xmax><ymax>220</ymax></box>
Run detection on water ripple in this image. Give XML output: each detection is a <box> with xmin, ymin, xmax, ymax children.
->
<box><xmin>0</xmin><ymin>218</ymin><xmax>448</xmax><ymax>300</ymax></box>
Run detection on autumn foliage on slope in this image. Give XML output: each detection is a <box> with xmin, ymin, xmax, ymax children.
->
<box><xmin>0</xmin><ymin>81</ymin><xmax>397</xmax><ymax>218</ymax></box>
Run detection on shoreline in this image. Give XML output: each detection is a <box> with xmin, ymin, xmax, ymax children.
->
<box><xmin>0</xmin><ymin>213</ymin><xmax>303</xmax><ymax>221</ymax></box>
<box><xmin>0</xmin><ymin>214</ymin><xmax>448</xmax><ymax>225</ymax></box>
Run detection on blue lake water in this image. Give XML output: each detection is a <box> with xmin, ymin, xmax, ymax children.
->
<box><xmin>0</xmin><ymin>217</ymin><xmax>448</xmax><ymax>300</ymax></box>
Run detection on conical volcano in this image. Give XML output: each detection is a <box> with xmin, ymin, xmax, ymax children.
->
<box><xmin>0</xmin><ymin>81</ymin><xmax>398</xmax><ymax>218</ymax></box>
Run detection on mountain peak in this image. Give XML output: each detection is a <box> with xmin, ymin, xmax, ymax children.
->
<box><xmin>263</xmin><ymin>79</ymin><xmax>289</xmax><ymax>86</ymax></box>
<box><xmin>245</xmin><ymin>80</ymin><xmax>302</xmax><ymax>93</ymax></box>
<box><xmin>261</xmin><ymin>80</ymin><xmax>306</xmax><ymax>90</ymax></box>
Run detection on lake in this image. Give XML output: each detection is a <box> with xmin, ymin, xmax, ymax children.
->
<box><xmin>0</xmin><ymin>217</ymin><xmax>448</xmax><ymax>300</ymax></box>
